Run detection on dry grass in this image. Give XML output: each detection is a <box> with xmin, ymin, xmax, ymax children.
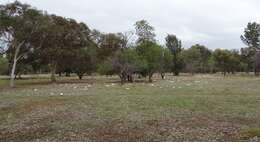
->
<box><xmin>0</xmin><ymin>74</ymin><xmax>260</xmax><ymax>141</ymax></box>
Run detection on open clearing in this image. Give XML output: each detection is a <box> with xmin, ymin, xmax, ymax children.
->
<box><xmin>1</xmin><ymin>74</ymin><xmax>260</xmax><ymax>142</ymax></box>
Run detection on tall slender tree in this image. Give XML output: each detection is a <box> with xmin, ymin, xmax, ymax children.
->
<box><xmin>165</xmin><ymin>34</ymin><xmax>183</xmax><ymax>76</ymax></box>
<box><xmin>241</xmin><ymin>22</ymin><xmax>260</xmax><ymax>75</ymax></box>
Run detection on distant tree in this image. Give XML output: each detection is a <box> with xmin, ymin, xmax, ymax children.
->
<box><xmin>228</xmin><ymin>50</ymin><xmax>241</xmax><ymax>74</ymax></box>
<box><xmin>0</xmin><ymin>1</ymin><xmax>46</xmax><ymax>87</ymax></box>
<box><xmin>192</xmin><ymin>44</ymin><xmax>211</xmax><ymax>73</ymax></box>
<box><xmin>241</xmin><ymin>22</ymin><xmax>260</xmax><ymax>75</ymax></box>
<box><xmin>135</xmin><ymin>20</ymin><xmax>156</xmax><ymax>44</ymax></box>
<box><xmin>182</xmin><ymin>46</ymin><xmax>201</xmax><ymax>75</ymax></box>
<box><xmin>54</xmin><ymin>22</ymin><xmax>95</xmax><ymax>79</ymax></box>
<box><xmin>97</xmin><ymin>33</ymin><xmax>124</xmax><ymax>61</ymax></box>
<box><xmin>39</xmin><ymin>15</ymin><xmax>87</xmax><ymax>82</ymax></box>
<box><xmin>165</xmin><ymin>34</ymin><xmax>183</xmax><ymax>76</ymax></box>
<box><xmin>110</xmin><ymin>48</ymin><xmax>144</xmax><ymax>84</ymax></box>
<box><xmin>241</xmin><ymin>22</ymin><xmax>260</xmax><ymax>50</ymax></box>
<box><xmin>73</xmin><ymin>46</ymin><xmax>97</xmax><ymax>80</ymax></box>
<box><xmin>136</xmin><ymin>41</ymin><xmax>163</xmax><ymax>82</ymax></box>
<box><xmin>240</xmin><ymin>47</ymin><xmax>255</xmax><ymax>73</ymax></box>
<box><xmin>212</xmin><ymin>49</ymin><xmax>232</xmax><ymax>76</ymax></box>
<box><xmin>158</xmin><ymin>48</ymin><xmax>173</xmax><ymax>79</ymax></box>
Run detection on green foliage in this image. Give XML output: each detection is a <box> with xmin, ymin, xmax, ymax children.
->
<box><xmin>182</xmin><ymin>44</ymin><xmax>212</xmax><ymax>74</ymax></box>
<box><xmin>97</xmin><ymin>33</ymin><xmax>124</xmax><ymax>61</ymax></box>
<box><xmin>97</xmin><ymin>60</ymin><xmax>114</xmax><ymax>76</ymax></box>
<box><xmin>246</xmin><ymin>128</ymin><xmax>260</xmax><ymax>137</ymax></box>
<box><xmin>135</xmin><ymin>20</ymin><xmax>156</xmax><ymax>43</ymax></box>
<box><xmin>72</xmin><ymin>46</ymin><xmax>98</xmax><ymax>79</ymax></box>
<box><xmin>159</xmin><ymin>48</ymin><xmax>173</xmax><ymax>73</ymax></box>
<box><xmin>182</xmin><ymin>46</ymin><xmax>202</xmax><ymax>74</ymax></box>
<box><xmin>241</xmin><ymin>22</ymin><xmax>260</xmax><ymax>50</ymax></box>
<box><xmin>212</xmin><ymin>49</ymin><xmax>237</xmax><ymax>75</ymax></box>
<box><xmin>0</xmin><ymin>55</ymin><xmax>8</xmax><ymax>75</ymax></box>
<box><xmin>136</xmin><ymin>41</ymin><xmax>163</xmax><ymax>81</ymax></box>
<box><xmin>165</xmin><ymin>34</ymin><xmax>183</xmax><ymax>76</ymax></box>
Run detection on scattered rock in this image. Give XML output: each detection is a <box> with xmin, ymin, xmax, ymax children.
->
<box><xmin>111</xmin><ymin>83</ymin><xmax>116</xmax><ymax>86</ymax></box>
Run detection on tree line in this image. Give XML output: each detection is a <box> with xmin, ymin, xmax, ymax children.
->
<box><xmin>0</xmin><ymin>1</ymin><xmax>260</xmax><ymax>87</ymax></box>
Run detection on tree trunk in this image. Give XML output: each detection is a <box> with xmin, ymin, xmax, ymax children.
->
<box><xmin>127</xmin><ymin>74</ymin><xmax>134</xmax><ymax>83</ymax></box>
<box><xmin>174</xmin><ymin>71</ymin><xmax>179</xmax><ymax>76</ymax></box>
<box><xmin>77</xmin><ymin>73</ymin><xmax>84</xmax><ymax>80</ymax></box>
<box><xmin>65</xmin><ymin>72</ymin><xmax>70</xmax><ymax>77</ymax></box>
<box><xmin>9</xmin><ymin>42</ymin><xmax>25</xmax><ymax>88</ymax></box>
<box><xmin>148</xmin><ymin>73</ymin><xmax>153</xmax><ymax>82</ymax></box>
<box><xmin>254</xmin><ymin>62</ymin><xmax>258</xmax><ymax>76</ymax></box>
<box><xmin>10</xmin><ymin>59</ymin><xmax>17</xmax><ymax>88</ymax></box>
<box><xmin>78</xmin><ymin>75</ymin><xmax>83</xmax><ymax>80</ymax></box>
<box><xmin>50</xmin><ymin>63</ymin><xmax>57</xmax><ymax>83</ymax></box>
<box><xmin>119</xmin><ymin>73</ymin><xmax>126</xmax><ymax>85</ymax></box>
<box><xmin>161</xmin><ymin>73</ymin><xmax>165</xmax><ymax>79</ymax></box>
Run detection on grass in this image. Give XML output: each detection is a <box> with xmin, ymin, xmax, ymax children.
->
<box><xmin>247</xmin><ymin>128</ymin><xmax>260</xmax><ymax>137</ymax></box>
<box><xmin>0</xmin><ymin>74</ymin><xmax>260</xmax><ymax>141</ymax></box>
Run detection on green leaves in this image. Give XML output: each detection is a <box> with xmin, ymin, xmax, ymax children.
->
<box><xmin>241</xmin><ymin>22</ymin><xmax>260</xmax><ymax>50</ymax></box>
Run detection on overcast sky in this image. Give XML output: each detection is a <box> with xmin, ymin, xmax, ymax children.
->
<box><xmin>2</xmin><ymin>0</ymin><xmax>260</xmax><ymax>49</ymax></box>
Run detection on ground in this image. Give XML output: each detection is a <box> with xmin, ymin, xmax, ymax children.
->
<box><xmin>1</xmin><ymin>74</ymin><xmax>260</xmax><ymax>142</ymax></box>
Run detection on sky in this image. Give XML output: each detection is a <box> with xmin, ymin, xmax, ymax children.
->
<box><xmin>2</xmin><ymin>0</ymin><xmax>260</xmax><ymax>49</ymax></box>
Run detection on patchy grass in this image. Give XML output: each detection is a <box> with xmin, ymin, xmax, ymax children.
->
<box><xmin>247</xmin><ymin>128</ymin><xmax>260</xmax><ymax>137</ymax></box>
<box><xmin>1</xmin><ymin>74</ymin><xmax>260</xmax><ymax>141</ymax></box>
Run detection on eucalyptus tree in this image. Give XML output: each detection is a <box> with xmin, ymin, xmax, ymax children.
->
<box><xmin>39</xmin><ymin>15</ymin><xmax>88</xmax><ymax>82</ymax></box>
<box><xmin>165</xmin><ymin>34</ymin><xmax>183</xmax><ymax>76</ymax></box>
<box><xmin>212</xmin><ymin>49</ymin><xmax>232</xmax><ymax>76</ymax></box>
<box><xmin>97</xmin><ymin>33</ymin><xmax>124</xmax><ymax>61</ymax></box>
<box><xmin>189</xmin><ymin>44</ymin><xmax>211</xmax><ymax>73</ymax></box>
<box><xmin>136</xmin><ymin>41</ymin><xmax>163</xmax><ymax>82</ymax></box>
<box><xmin>0</xmin><ymin>1</ymin><xmax>46</xmax><ymax>87</ymax></box>
<box><xmin>182</xmin><ymin>46</ymin><xmax>201</xmax><ymax>75</ymax></box>
<box><xmin>241</xmin><ymin>22</ymin><xmax>260</xmax><ymax>75</ymax></box>
<box><xmin>158</xmin><ymin>48</ymin><xmax>172</xmax><ymax>79</ymax></box>
<box><xmin>134</xmin><ymin>20</ymin><xmax>156</xmax><ymax>44</ymax></box>
<box><xmin>106</xmin><ymin>48</ymin><xmax>143</xmax><ymax>84</ymax></box>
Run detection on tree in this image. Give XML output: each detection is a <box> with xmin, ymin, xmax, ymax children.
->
<box><xmin>135</xmin><ymin>20</ymin><xmax>156</xmax><ymax>44</ymax></box>
<box><xmin>165</xmin><ymin>34</ymin><xmax>183</xmax><ymax>76</ymax></box>
<box><xmin>192</xmin><ymin>44</ymin><xmax>211</xmax><ymax>73</ymax></box>
<box><xmin>55</xmin><ymin>22</ymin><xmax>95</xmax><ymax>79</ymax></box>
<box><xmin>212</xmin><ymin>49</ymin><xmax>232</xmax><ymax>76</ymax></box>
<box><xmin>73</xmin><ymin>46</ymin><xmax>98</xmax><ymax>80</ymax></box>
<box><xmin>241</xmin><ymin>22</ymin><xmax>260</xmax><ymax>75</ymax></box>
<box><xmin>182</xmin><ymin>46</ymin><xmax>201</xmax><ymax>75</ymax></box>
<box><xmin>109</xmin><ymin>48</ymin><xmax>144</xmax><ymax>84</ymax></box>
<box><xmin>39</xmin><ymin>15</ymin><xmax>87</xmax><ymax>82</ymax></box>
<box><xmin>158</xmin><ymin>48</ymin><xmax>172</xmax><ymax>79</ymax></box>
<box><xmin>97</xmin><ymin>33</ymin><xmax>124</xmax><ymax>61</ymax></box>
<box><xmin>136</xmin><ymin>41</ymin><xmax>163</xmax><ymax>82</ymax></box>
<box><xmin>228</xmin><ymin>50</ymin><xmax>241</xmax><ymax>74</ymax></box>
<box><xmin>0</xmin><ymin>1</ymin><xmax>46</xmax><ymax>87</ymax></box>
<box><xmin>240</xmin><ymin>47</ymin><xmax>255</xmax><ymax>73</ymax></box>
